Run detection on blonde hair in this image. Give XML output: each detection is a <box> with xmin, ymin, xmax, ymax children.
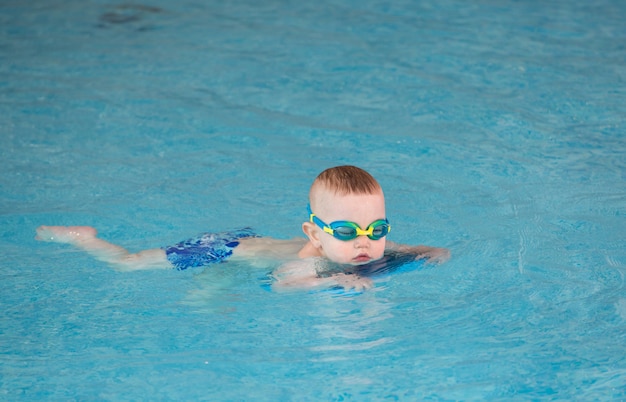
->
<box><xmin>311</xmin><ymin>165</ymin><xmax>381</xmax><ymax>195</ymax></box>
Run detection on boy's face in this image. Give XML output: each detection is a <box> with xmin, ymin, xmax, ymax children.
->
<box><xmin>305</xmin><ymin>188</ymin><xmax>387</xmax><ymax>265</ymax></box>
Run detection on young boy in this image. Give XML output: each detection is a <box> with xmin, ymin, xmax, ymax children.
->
<box><xmin>36</xmin><ymin>166</ymin><xmax>449</xmax><ymax>291</ymax></box>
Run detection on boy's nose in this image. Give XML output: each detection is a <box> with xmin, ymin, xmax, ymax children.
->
<box><xmin>354</xmin><ymin>236</ymin><xmax>370</xmax><ymax>248</ymax></box>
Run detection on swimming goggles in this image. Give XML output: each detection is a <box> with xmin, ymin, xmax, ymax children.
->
<box><xmin>307</xmin><ymin>204</ymin><xmax>391</xmax><ymax>241</ymax></box>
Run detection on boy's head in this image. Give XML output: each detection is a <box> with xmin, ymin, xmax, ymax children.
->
<box><xmin>309</xmin><ymin>165</ymin><xmax>381</xmax><ymax>201</ymax></box>
<box><xmin>303</xmin><ymin>166</ymin><xmax>388</xmax><ymax>265</ymax></box>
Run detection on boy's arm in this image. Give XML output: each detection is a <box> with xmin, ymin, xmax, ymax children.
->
<box><xmin>385</xmin><ymin>241</ymin><xmax>450</xmax><ymax>264</ymax></box>
<box><xmin>271</xmin><ymin>259</ymin><xmax>373</xmax><ymax>292</ymax></box>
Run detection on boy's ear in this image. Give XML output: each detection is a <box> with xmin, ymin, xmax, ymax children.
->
<box><xmin>302</xmin><ymin>222</ymin><xmax>322</xmax><ymax>248</ymax></box>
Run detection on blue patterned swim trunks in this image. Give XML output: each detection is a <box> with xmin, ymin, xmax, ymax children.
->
<box><xmin>163</xmin><ymin>228</ymin><xmax>257</xmax><ymax>270</ymax></box>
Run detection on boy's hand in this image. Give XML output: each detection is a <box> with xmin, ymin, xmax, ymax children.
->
<box><xmin>420</xmin><ymin>247</ymin><xmax>450</xmax><ymax>264</ymax></box>
<box><xmin>333</xmin><ymin>273</ymin><xmax>373</xmax><ymax>291</ymax></box>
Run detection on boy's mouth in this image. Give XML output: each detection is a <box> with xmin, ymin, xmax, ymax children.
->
<box><xmin>353</xmin><ymin>253</ymin><xmax>372</xmax><ymax>263</ymax></box>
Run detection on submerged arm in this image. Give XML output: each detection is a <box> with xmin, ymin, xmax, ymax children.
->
<box><xmin>385</xmin><ymin>241</ymin><xmax>450</xmax><ymax>264</ymax></box>
<box><xmin>271</xmin><ymin>259</ymin><xmax>373</xmax><ymax>292</ymax></box>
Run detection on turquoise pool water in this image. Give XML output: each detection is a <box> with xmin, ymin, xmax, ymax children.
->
<box><xmin>1</xmin><ymin>0</ymin><xmax>625</xmax><ymax>399</ymax></box>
